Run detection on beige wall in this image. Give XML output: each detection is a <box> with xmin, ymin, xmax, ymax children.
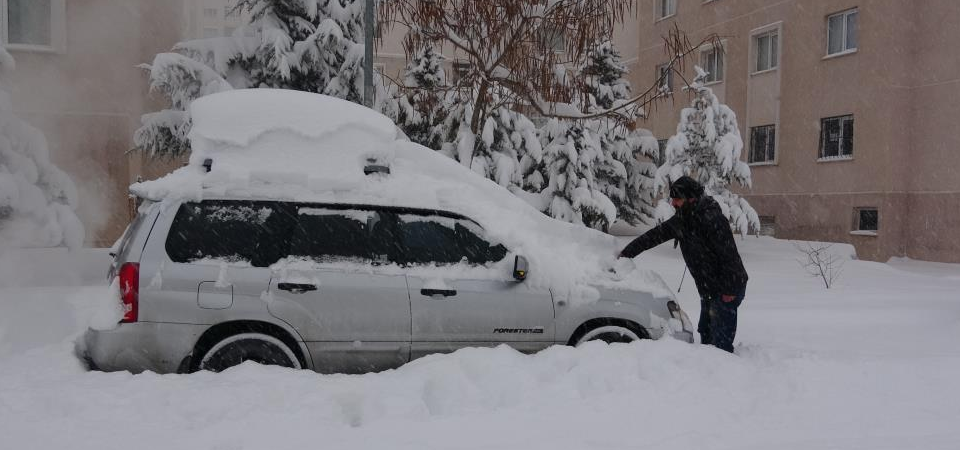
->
<box><xmin>618</xmin><ymin>0</ymin><xmax>960</xmax><ymax>263</ymax></box>
<box><xmin>6</xmin><ymin>0</ymin><xmax>182</xmax><ymax>246</ymax></box>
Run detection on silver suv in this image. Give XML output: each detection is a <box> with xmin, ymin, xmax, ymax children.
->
<box><xmin>83</xmin><ymin>198</ymin><xmax>693</xmax><ymax>374</ymax></box>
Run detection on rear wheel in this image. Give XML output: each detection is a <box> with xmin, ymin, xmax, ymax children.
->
<box><xmin>574</xmin><ymin>324</ymin><xmax>643</xmax><ymax>346</ymax></box>
<box><xmin>198</xmin><ymin>332</ymin><xmax>302</xmax><ymax>372</ymax></box>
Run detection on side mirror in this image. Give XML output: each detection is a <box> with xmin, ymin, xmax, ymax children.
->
<box><xmin>513</xmin><ymin>255</ymin><xmax>528</xmax><ymax>281</ymax></box>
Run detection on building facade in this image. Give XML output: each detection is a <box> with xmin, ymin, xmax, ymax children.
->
<box><xmin>4</xmin><ymin>0</ymin><xmax>958</xmax><ymax>262</ymax></box>
<box><xmin>616</xmin><ymin>0</ymin><xmax>960</xmax><ymax>263</ymax></box>
<box><xmin>2</xmin><ymin>0</ymin><xmax>183</xmax><ymax>246</ymax></box>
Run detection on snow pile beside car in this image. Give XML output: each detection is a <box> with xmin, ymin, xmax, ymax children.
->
<box><xmin>132</xmin><ymin>89</ymin><xmax>672</xmax><ymax>302</ymax></box>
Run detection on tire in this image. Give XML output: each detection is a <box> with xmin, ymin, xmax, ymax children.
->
<box><xmin>574</xmin><ymin>325</ymin><xmax>643</xmax><ymax>346</ymax></box>
<box><xmin>198</xmin><ymin>332</ymin><xmax>302</xmax><ymax>372</ymax></box>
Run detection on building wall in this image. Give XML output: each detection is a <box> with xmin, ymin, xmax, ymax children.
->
<box><xmin>619</xmin><ymin>0</ymin><xmax>960</xmax><ymax>263</ymax></box>
<box><xmin>5</xmin><ymin>0</ymin><xmax>183</xmax><ymax>246</ymax></box>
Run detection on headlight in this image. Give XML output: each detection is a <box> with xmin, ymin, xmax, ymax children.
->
<box><xmin>667</xmin><ymin>300</ymin><xmax>693</xmax><ymax>332</ymax></box>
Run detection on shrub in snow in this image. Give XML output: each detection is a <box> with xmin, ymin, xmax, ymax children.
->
<box><xmin>392</xmin><ymin>46</ymin><xmax>449</xmax><ymax>151</ymax></box>
<box><xmin>135</xmin><ymin>0</ymin><xmax>373</xmax><ymax>159</ymax></box>
<box><xmin>578</xmin><ymin>40</ymin><xmax>659</xmax><ymax>227</ymax></box>
<box><xmin>471</xmin><ymin>108</ymin><xmax>543</xmax><ymax>188</ymax></box>
<box><xmin>656</xmin><ymin>66</ymin><xmax>759</xmax><ymax>235</ymax></box>
<box><xmin>0</xmin><ymin>50</ymin><xmax>84</xmax><ymax>250</ymax></box>
<box><xmin>539</xmin><ymin>120</ymin><xmax>615</xmax><ymax>231</ymax></box>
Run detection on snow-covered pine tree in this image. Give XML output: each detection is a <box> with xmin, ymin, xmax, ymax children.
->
<box><xmin>135</xmin><ymin>0</ymin><xmax>367</xmax><ymax>159</ymax></box>
<box><xmin>0</xmin><ymin>50</ymin><xmax>84</xmax><ymax>250</ymax></box>
<box><xmin>578</xmin><ymin>40</ymin><xmax>659</xmax><ymax>227</ymax></box>
<box><xmin>539</xmin><ymin>119</ymin><xmax>616</xmax><ymax>230</ymax></box>
<box><xmin>473</xmin><ymin>107</ymin><xmax>543</xmax><ymax>188</ymax></box>
<box><xmin>656</xmin><ymin>66</ymin><xmax>759</xmax><ymax>235</ymax></box>
<box><xmin>394</xmin><ymin>45</ymin><xmax>447</xmax><ymax>150</ymax></box>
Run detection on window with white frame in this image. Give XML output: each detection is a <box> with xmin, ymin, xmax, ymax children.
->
<box><xmin>203</xmin><ymin>28</ymin><xmax>220</xmax><ymax>39</ymax></box>
<box><xmin>700</xmin><ymin>46</ymin><xmax>724</xmax><ymax>83</ymax></box>
<box><xmin>827</xmin><ymin>8</ymin><xmax>858</xmax><ymax>55</ymax></box>
<box><xmin>819</xmin><ymin>115</ymin><xmax>854</xmax><ymax>159</ymax></box>
<box><xmin>224</xmin><ymin>26</ymin><xmax>236</xmax><ymax>37</ymax></box>
<box><xmin>656</xmin><ymin>63</ymin><xmax>673</xmax><ymax>93</ymax></box>
<box><xmin>656</xmin><ymin>0</ymin><xmax>676</xmax><ymax>20</ymax></box>
<box><xmin>4</xmin><ymin>0</ymin><xmax>52</xmax><ymax>47</ymax></box>
<box><xmin>854</xmin><ymin>207</ymin><xmax>878</xmax><ymax>233</ymax></box>
<box><xmin>754</xmin><ymin>30</ymin><xmax>779</xmax><ymax>72</ymax></box>
<box><xmin>203</xmin><ymin>8</ymin><xmax>219</xmax><ymax>19</ymax></box>
<box><xmin>749</xmin><ymin>125</ymin><xmax>776</xmax><ymax>163</ymax></box>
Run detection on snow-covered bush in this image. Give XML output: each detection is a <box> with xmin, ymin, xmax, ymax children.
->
<box><xmin>656</xmin><ymin>66</ymin><xmax>759</xmax><ymax>235</ymax></box>
<box><xmin>0</xmin><ymin>50</ymin><xmax>84</xmax><ymax>250</ymax></box>
<box><xmin>136</xmin><ymin>0</ymin><xmax>370</xmax><ymax>159</ymax></box>
<box><xmin>539</xmin><ymin>119</ymin><xmax>615</xmax><ymax>231</ymax></box>
<box><xmin>392</xmin><ymin>46</ymin><xmax>448</xmax><ymax>151</ymax></box>
<box><xmin>579</xmin><ymin>40</ymin><xmax>659</xmax><ymax>227</ymax></box>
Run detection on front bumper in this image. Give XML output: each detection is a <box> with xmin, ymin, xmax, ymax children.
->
<box><xmin>80</xmin><ymin>322</ymin><xmax>208</xmax><ymax>374</ymax></box>
<box><xmin>671</xmin><ymin>330</ymin><xmax>695</xmax><ymax>343</ymax></box>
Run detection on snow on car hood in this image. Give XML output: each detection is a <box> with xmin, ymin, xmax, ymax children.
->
<box><xmin>132</xmin><ymin>89</ymin><xmax>673</xmax><ymax>303</ymax></box>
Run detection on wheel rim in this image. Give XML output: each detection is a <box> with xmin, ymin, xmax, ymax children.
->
<box><xmin>576</xmin><ymin>325</ymin><xmax>641</xmax><ymax>346</ymax></box>
<box><xmin>199</xmin><ymin>333</ymin><xmax>302</xmax><ymax>372</ymax></box>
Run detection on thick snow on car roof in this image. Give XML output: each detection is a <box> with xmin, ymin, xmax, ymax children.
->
<box><xmin>132</xmin><ymin>89</ymin><xmax>673</xmax><ymax>303</ymax></box>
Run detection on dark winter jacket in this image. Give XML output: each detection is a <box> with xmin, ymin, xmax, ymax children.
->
<box><xmin>620</xmin><ymin>195</ymin><xmax>748</xmax><ymax>298</ymax></box>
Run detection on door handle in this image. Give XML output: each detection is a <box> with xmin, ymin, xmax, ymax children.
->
<box><xmin>278</xmin><ymin>282</ymin><xmax>318</xmax><ymax>294</ymax></box>
<box><xmin>421</xmin><ymin>288</ymin><xmax>457</xmax><ymax>297</ymax></box>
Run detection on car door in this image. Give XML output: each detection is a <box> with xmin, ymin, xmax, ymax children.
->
<box><xmin>265</xmin><ymin>204</ymin><xmax>411</xmax><ymax>374</ymax></box>
<box><xmin>398</xmin><ymin>212</ymin><xmax>555</xmax><ymax>359</ymax></box>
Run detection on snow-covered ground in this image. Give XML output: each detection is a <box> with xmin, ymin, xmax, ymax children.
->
<box><xmin>1</xmin><ymin>238</ymin><xmax>959</xmax><ymax>449</ymax></box>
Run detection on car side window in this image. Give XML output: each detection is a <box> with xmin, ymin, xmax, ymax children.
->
<box><xmin>289</xmin><ymin>206</ymin><xmax>397</xmax><ymax>264</ymax></box>
<box><xmin>397</xmin><ymin>213</ymin><xmax>506</xmax><ymax>266</ymax></box>
<box><xmin>165</xmin><ymin>201</ymin><xmax>291</xmax><ymax>267</ymax></box>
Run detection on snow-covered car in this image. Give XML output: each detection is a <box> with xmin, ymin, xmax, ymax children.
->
<box><xmin>81</xmin><ymin>89</ymin><xmax>693</xmax><ymax>374</ymax></box>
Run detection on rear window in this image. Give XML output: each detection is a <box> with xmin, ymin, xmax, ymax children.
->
<box><xmin>165</xmin><ymin>201</ymin><xmax>292</xmax><ymax>267</ymax></box>
<box><xmin>113</xmin><ymin>200</ymin><xmax>154</xmax><ymax>264</ymax></box>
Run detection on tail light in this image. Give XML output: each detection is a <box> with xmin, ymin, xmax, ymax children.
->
<box><xmin>119</xmin><ymin>262</ymin><xmax>139</xmax><ymax>323</ymax></box>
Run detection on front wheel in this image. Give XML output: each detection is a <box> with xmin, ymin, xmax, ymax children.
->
<box><xmin>574</xmin><ymin>325</ymin><xmax>642</xmax><ymax>346</ymax></box>
<box><xmin>198</xmin><ymin>332</ymin><xmax>302</xmax><ymax>372</ymax></box>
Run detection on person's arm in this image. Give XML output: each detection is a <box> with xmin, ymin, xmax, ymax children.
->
<box><xmin>619</xmin><ymin>216</ymin><xmax>679</xmax><ymax>258</ymax></box>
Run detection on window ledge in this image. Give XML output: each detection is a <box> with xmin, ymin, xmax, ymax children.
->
<box><xmin>655</xmin><ymin>13</ymin><xmax>676</xmax><ymax>23</ymax></box>
<box><xmin>823</xmin><ymin>49</ymin><xmax>858</xmax><ymax>60</ymax></box>
<box><xmin>703</xmin><ymin>79</ymin><xmax>724</xmax><ymax>87</ymax></box>
<box><xmin>751</xmin><ymin>67</ymin><xmax>778</xmax><ymax>76</ymax></box>
<box><xmin>4</xmin><ymin>44</ymin><xmax>59</xmax><ymax>54</ymax></box>
<box><xmin>749</xmin><ymin>161</ymin><xmax>777</xmax><ymax>167</ymax></box>
<box><xmin>850</xmin><ymin>230</ymin><xmax>878</xmax><ymax>237</ymax></box>
<box><xmin>817</xmin><ymin>156</ymin><xmax>854</xmax><ymax>163</ymax></box>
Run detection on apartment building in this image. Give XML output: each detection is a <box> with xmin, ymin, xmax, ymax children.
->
<box><xmin>1</xmin><ymin>0</ymin><xmax>182</xmax><ymax>246</ymax></box>
<box><xmin>616</xmin><ymin>0</ymin><xmax>960</xmax><ymax>263</ymax></box>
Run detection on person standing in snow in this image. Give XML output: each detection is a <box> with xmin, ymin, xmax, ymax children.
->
<box><xmin>616</xmin><ymin>176</ymin><xmax>748</xmax><ymax>353</ymax></box>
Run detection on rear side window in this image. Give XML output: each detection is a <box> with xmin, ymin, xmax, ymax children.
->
<box><xmin>289</xmin><ymin>207</ymin><xmax>400</xmax><ymax>263</ymax></box>
<box><xmin>165</xmin><ymin>201</ymin><xmax>291</xmax><ymax>267</ymax></box>
<box><xmin>113</xmin><ymin>200</ymin><xmax>154</xmax><ymax>264</ymax></box>
<box><xmin>397</xmin><ymin>214</ymin><xmax>507</xmax><ymax>265</ymax></box>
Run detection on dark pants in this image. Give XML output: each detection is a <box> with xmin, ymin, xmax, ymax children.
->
<box><xmin>698</xmin><ymin>288</ymin><xmax>746</xmax><ymax>353</ymax></box>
